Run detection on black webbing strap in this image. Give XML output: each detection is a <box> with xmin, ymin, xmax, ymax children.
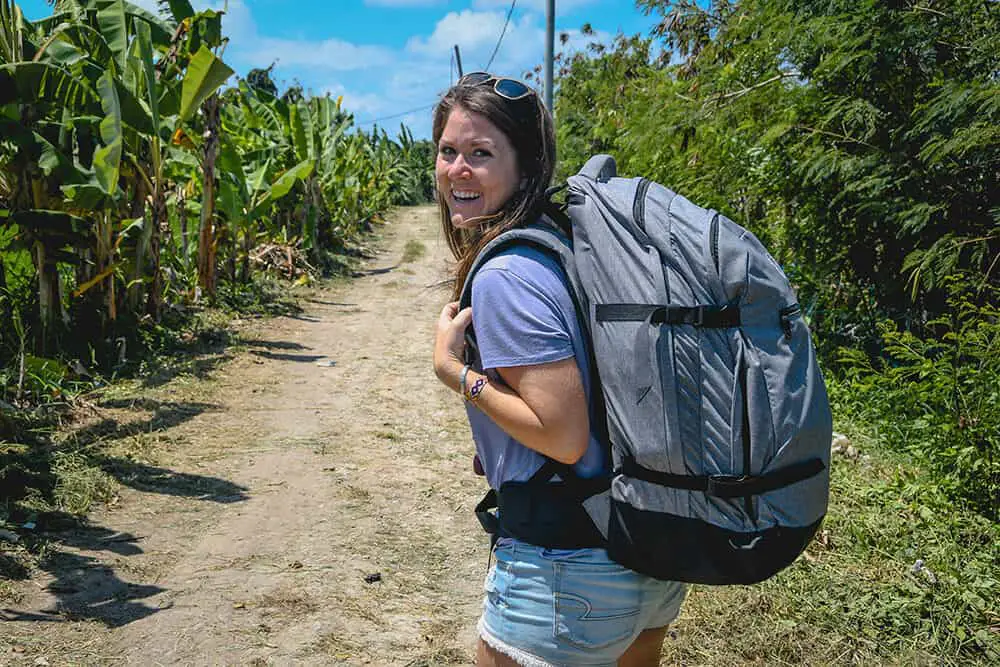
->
<box><xmin>619</xmin><ymin>457</ymin><xmax>826</xmax><ymax>499</ymax></box>
<box><xmin>474</xmin><ymin>458</ymin><xmax>570</xmax><ymax>539</ymax></box>
<box><xmin>475</xmin><ymin>458</ymin><xmax>609</xmax><ymax>549</ymax></box>
<box><xmin>597</xmin><ymin>304</ymin><xmax>741</xmax><ymax>328</ymax></box>
<box><xmin>475</xmin><ymin>488</ymin><xmax>500</xmax><ymax>537</ymax></box>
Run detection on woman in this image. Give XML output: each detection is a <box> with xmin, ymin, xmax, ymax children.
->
<box><xmin>431</xmin><ymin>73</ymin><xmax>686</xmax><ymax>667</ymax></box>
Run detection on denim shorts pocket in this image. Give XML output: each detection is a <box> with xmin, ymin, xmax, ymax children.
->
<box><xmin>484</xmin><ymin>544</ymin><xmax>514</xmax><ymax>609</ymax></box>
<box><xmin>552</xmin><ymin>560</ymin><xmax>641</xmax><ymax>650</ymax></box>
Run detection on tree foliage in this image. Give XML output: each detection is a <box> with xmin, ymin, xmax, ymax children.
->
<box><xmin>557</xmin><ymin>0</ymin><xmax>999</xmax><ymax>356</ymax></box>
<box><xmin>0</xmin><ymin>0</ymin><xmax>433</xmax><ymax>393</ymax></box>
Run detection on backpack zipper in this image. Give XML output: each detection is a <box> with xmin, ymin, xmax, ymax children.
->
<box><xmin>633</xmin><ymin>178</ymin><xmax>651</xmax><ymax>233</ymax></box>
<box><xmin>710</xmin><ymin>213</ymin><xmax>720</xmax><ymax>275</ymax></box>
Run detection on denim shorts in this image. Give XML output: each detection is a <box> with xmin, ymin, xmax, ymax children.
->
<box><xmin>478</xmin><ymin>538</ymin><xmax>687</xmax><ymax>667</ymax></box>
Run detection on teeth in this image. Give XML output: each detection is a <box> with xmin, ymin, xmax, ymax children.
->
<box><xmin>453</xmin><ymin>190</ymin><xmax>481</xmax><ymax>201</ymax></box>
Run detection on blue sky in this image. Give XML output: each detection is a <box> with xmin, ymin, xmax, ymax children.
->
<box><xmin>18</xmin><ymin>1</ymin><xmax>660</xmax><ymax>138</ymax></box>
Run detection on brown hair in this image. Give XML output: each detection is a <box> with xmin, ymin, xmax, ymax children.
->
<box><xmin>432</xmin><ymin>79</ymin><xmax>556</xmax><ymax>300</ymax></box>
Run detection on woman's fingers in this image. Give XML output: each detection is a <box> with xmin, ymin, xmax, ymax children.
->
<box><xmin>451</xmin><ymin>306</ymin><xmax>473</xmax><ymax>331</ymax></box>
<box><xmin>439</xmin><ymin>300</ymin><xmax>459</xmax><ymax>324</ymax></box>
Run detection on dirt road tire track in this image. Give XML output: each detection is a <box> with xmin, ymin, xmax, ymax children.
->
<box><xmin>3</xmin><ymin>205</ymin><xmax>488</xmax><ymax>666</ymax></box>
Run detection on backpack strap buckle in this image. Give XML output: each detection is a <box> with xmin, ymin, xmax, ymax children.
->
<box><xmin>706</xmin><ymin>475</ymin><xmax>750</xmax><ymax>497</ymax></box>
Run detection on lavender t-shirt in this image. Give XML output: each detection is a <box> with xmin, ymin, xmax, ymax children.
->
<box><xmin>466</xmin><ymin>245</ymin><xmax>605</xmax><ymax>490</ymax></box>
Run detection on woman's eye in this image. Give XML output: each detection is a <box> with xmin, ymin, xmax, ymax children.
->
<box><xmin>439</xmin><ymin>146</ymin><xmax>455</xmax><ymax>156</ymax></box>
<box><xmin>473</xmin><ymin>149</ymin><xmax>492</xmax><ymax>158</ymax></box>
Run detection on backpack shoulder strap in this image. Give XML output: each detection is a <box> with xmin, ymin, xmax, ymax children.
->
<box><xmin>458</xmin><ymin>220</ymin><xmax>572</xmax><ymax>311</ymax></box>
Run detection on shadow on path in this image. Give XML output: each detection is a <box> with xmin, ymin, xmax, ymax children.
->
<box><xmin>3</xmin><ymin>519</ymin><xmax>166</xmax><ymax>628</ymax></box>
<box><xmin>100</xmin><ymin>458</ymin><xmax>249</xmax><ymax>502</ymax></box>
<box><xmin>248</xmin><ymin>349</ymin><xmax>326</xmax><ymax>363</ymax></box>
<box><xmin>353</xmin><ymin>263</ymin><xmax>400</xmax><ymax>277</ymax></box>
<box><xmin>240</xmin><ymin>339</ymin><xmax>310</xmax><ymax>351</ymax></box>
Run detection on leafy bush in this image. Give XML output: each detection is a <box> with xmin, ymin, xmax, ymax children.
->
<box><xmin>835</xmin><ymin>279</ymin><xmax>999</xmax><ymax>518</ymax></box>
<box><xmin>555</xmin><ymin>0</ymin><xmax>1000</xmax><ymax>359</ymax></box>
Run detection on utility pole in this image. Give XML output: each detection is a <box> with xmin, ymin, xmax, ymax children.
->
<box><xmin>544</xmin><ymin>0</ymin><xmax>555</xmax><ymax>112</ymax></box>
<box><xmin>453</xmin><ymin>45</ymin><xmax>464</xmax><ymax>78</ymax></box>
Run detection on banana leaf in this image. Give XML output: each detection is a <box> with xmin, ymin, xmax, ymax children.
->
<box><xmin>11</xmin><ymin>210</ymin><xmax>91</xmax><ymax>248</ymax></box>
<box><xmin>120</xmin><ymin>0</ymin><xmax>173</xmax><ymax>44</ymax></box>
<box><xmin>95</xmin><ymin>0</ymin><xmax>128</xmax><ymax>69</ymax></box>
<box><xmin>0</xmin><ymin>61</ymin><xmax>97</xmax><ymax>109</ymax></box>
<box><xmin>33</xmin><ymin>130</ymin><xmax>89</xmax><ymax>183</ymax></box>
<box><xmin>248</xmin><ymin>159</ymin><xmax>314</xmax><ymax>221</ymax></box>
<box><xmin>178</xmin><ymin>45</ymin><xmax>233</xmax><ymax>123</ymax></box>
<box><xmin>159</xmin><ymin>0</ymin><xmax>194</xmax><ymax>22</ymax></box>
<box><xmin>62</xmin><ymin>182</ymin><xmax>111</xmax><ymax>209</ymax></box>
<box><xmin>92</xmin><ymin>70</ymin><xmax>122</xmax><ymax>194</ymax></box>
<box><xmin>134</xmin><ymin>18</ymin><xmax>158</xmax><ymax>131</ymax></box>
<box><xmin>79</xmin><ymin>60</ymin><xmax>155</xmax><ymax>134</ymax></box>
<box><xmin>36</xmin><ymin>21</ymin><xmax>114</xmax><ymax>66</ymax></box>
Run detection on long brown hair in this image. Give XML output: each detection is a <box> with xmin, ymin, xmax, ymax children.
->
<box><xmin>432</xmin><ymin>79</ymin><xmax>556</xmax><ymax>300</ymax></box>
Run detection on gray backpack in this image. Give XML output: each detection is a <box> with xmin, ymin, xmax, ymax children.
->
<box><xmin>462</xmin><ymin>155</ymin><xmax>832</xmax><ymax>585</ymax></box>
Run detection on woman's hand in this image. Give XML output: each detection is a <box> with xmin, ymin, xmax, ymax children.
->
<box><xmin>433</xmin><ymin>301</ymin><xmax>472</xmax><ymax>393</ymax></box>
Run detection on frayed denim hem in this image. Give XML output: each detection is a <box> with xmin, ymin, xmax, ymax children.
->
<box><xmin>477</xmin><ymin>616</ymin><xmax>557</xmax><ymax>667</ymax></box>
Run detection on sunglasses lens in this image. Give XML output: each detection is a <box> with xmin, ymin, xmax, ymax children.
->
<box><xmin>459</xmin><ymin>71</ymin><xmax>491</xmax><ymax>86</ymax></box>
<box><xmin>494</xmin><ymin>78</ymin><xmax>531</xmax><ymax>100</ymax></box>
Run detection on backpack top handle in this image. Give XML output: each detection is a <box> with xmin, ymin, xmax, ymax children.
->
<box><xmin>579</xmin><ymin>154</ymin><xmax>617</xmax><ymax>183</ymax></box>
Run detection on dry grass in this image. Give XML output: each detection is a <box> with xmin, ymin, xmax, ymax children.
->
<box><xmin>401</xmin><ymin>239</ymin><xmax>427</xmax><ymax>264</ymax></box>
<box><xmin>255</xmin><ymin>588</ymin><xmax>320</xmax><ymax>617</ymax></box>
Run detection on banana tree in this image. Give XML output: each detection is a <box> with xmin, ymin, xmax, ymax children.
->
<box><xmin>0</xmin><ymin>0</ymin><xmax>107</xmax><ymax>349</ymax></box>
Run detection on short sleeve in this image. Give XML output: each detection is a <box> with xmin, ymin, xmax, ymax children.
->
<box><xmin>471</xmin><ymin>254</ymin><xmax>575</xmax><ymax>370</ymax></box>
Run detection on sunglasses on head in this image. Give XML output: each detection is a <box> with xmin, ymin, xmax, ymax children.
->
<box><xmin>458</xmin><ymin>72</ymin><xmax>534</xmax><ymax>101</ymax></box>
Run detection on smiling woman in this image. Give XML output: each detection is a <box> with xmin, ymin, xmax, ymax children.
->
<box><xmin>430</xmin><ymin>74</ymin><xmax>687</xmax><ymax>667</ymax></box>
<box><xmin>435</xmin><ymin>106</ymin><xmax>521</xmax><ymax>229</ymax></box>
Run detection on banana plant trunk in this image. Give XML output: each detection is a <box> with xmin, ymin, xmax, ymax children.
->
<box><xmin>178</xmin><ymin>184</ymin><xmax>189</xmax><ymax>264</ymax></box>
<box><xmin>126</xmin><ymin>177</ymin><xmax>148</xmax><ymax>314</ymax></box>
<box><xmin>0</xmin><ymin>254</ymin><xmax>9</xmax><ymax>337</ymax></box>
<box><xmin>197</xmin><ymin>93</ymin><xmax>221</xmax><ymax>299</ymax></box>
<box><xmin>33</xmin><ymin>239</ymin><xmax>63</xmax><ymax>355</ymax></box>
<box><xmin>97</xmin><ymin>211</ymin><xmax>117</xmax><ymax>324</ymax></box>
<box><xmin>146</xmin><ymin>185</ymin><xmax>167</xmax><ymax>319</ymax></box>
<box><xmin>26</xmin><ymin>173</ymin><xmax>64</xmax><ymax>354</ymax></box>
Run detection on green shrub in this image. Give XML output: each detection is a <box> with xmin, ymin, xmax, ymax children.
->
<box><xmin>836</xmin><ymin>279</ymin><xmax>999</xmax><ymax>518</ymax></box>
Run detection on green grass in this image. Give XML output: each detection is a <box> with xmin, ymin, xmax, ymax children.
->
<box><xmin>50</xmin><ymin>451</ymin><xmax>119</xmax><ymax>515</ymax></box>
<box><xmin>662</xmin><ymin>413</ymin><xmax>1000</xmax><ymax>666</ymax></box>
<box><xmin>401</xmin><ymin>239</ymin><xmax>427</xmax><ymax>264</ymax></box>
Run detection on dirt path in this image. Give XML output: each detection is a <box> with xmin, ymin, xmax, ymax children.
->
<box><xmin>2</xmin><ymin>205</ymin><xmax>488</xmax><ymax>666</ymax></box>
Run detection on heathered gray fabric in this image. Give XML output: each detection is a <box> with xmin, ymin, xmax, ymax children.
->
<box><xmin>566</xmin><ymin>155</ymin><xmax>832</xmax><ymax>533</ymax></box>
<box><xmin>461</xmin><ymin>154</ymin><xmax>832</xmax><ymax>541</ymax></box>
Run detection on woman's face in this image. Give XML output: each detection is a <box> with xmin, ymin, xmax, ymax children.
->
<box><xmin>436</xmin><ymin>105</ymin><xmax>521</xmax><ymax>229</ymax></box>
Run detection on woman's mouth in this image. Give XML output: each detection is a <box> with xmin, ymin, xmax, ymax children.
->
<box><xmin>452</xmin><ymin>190</ymin><xmax>481</xmax><ymax>203</ymax></box>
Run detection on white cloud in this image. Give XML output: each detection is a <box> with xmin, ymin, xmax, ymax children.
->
<box><xmin>201</xmin><ymin>0</ymin><xmax>393</xmax><ymax>72</ymax></box>
<box><xmin>321</xmin><ymin>83</ymin><xmax>386</xmax><ymax>115</ymax></box>
<box><xmin>249</xmin><ymin>37</ymin><xmax>395</xmax><ymax>71</ymax></box>
<box><xmin>405</xmin><ymin>9</ymin><xmax>542</xmax><ymax>74</ymax></box>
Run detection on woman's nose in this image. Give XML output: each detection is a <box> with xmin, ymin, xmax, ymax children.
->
<box><xmin>449</xmin><ymin>154</ymin><xmax>471</xmax><ymax>179</ymax></box>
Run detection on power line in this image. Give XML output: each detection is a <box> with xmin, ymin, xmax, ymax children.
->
<box><xmin>355</xmin><ymin>102</ymin><xmax>438</xmax><ymax>127</ymax></box>
<box><xmin>484</xmin><ymin>0</ymin><xmax>517</xmax><ymax>72</ymax></box>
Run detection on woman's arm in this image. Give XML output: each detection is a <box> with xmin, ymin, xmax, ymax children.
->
<box><xmin>434</xmin><ymin>302</ymin><xmax>589</xmax><ymax>464</ymax></box>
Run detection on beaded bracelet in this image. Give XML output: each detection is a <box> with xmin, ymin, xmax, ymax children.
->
<box><xmin>459</xmin><ymin>364</ymin><xmax>489</xmax><ymax>404</ymax></box>
<box><xmin>467</xmin><ymin>374</ymin><xmax>488</xmax><ymax>403</ymax></box>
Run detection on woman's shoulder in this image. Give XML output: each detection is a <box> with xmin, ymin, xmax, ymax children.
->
<box><xmin>477</xmin><ymin>244</ymin><xmax>565</xmax><ymax>288</ymax></box>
